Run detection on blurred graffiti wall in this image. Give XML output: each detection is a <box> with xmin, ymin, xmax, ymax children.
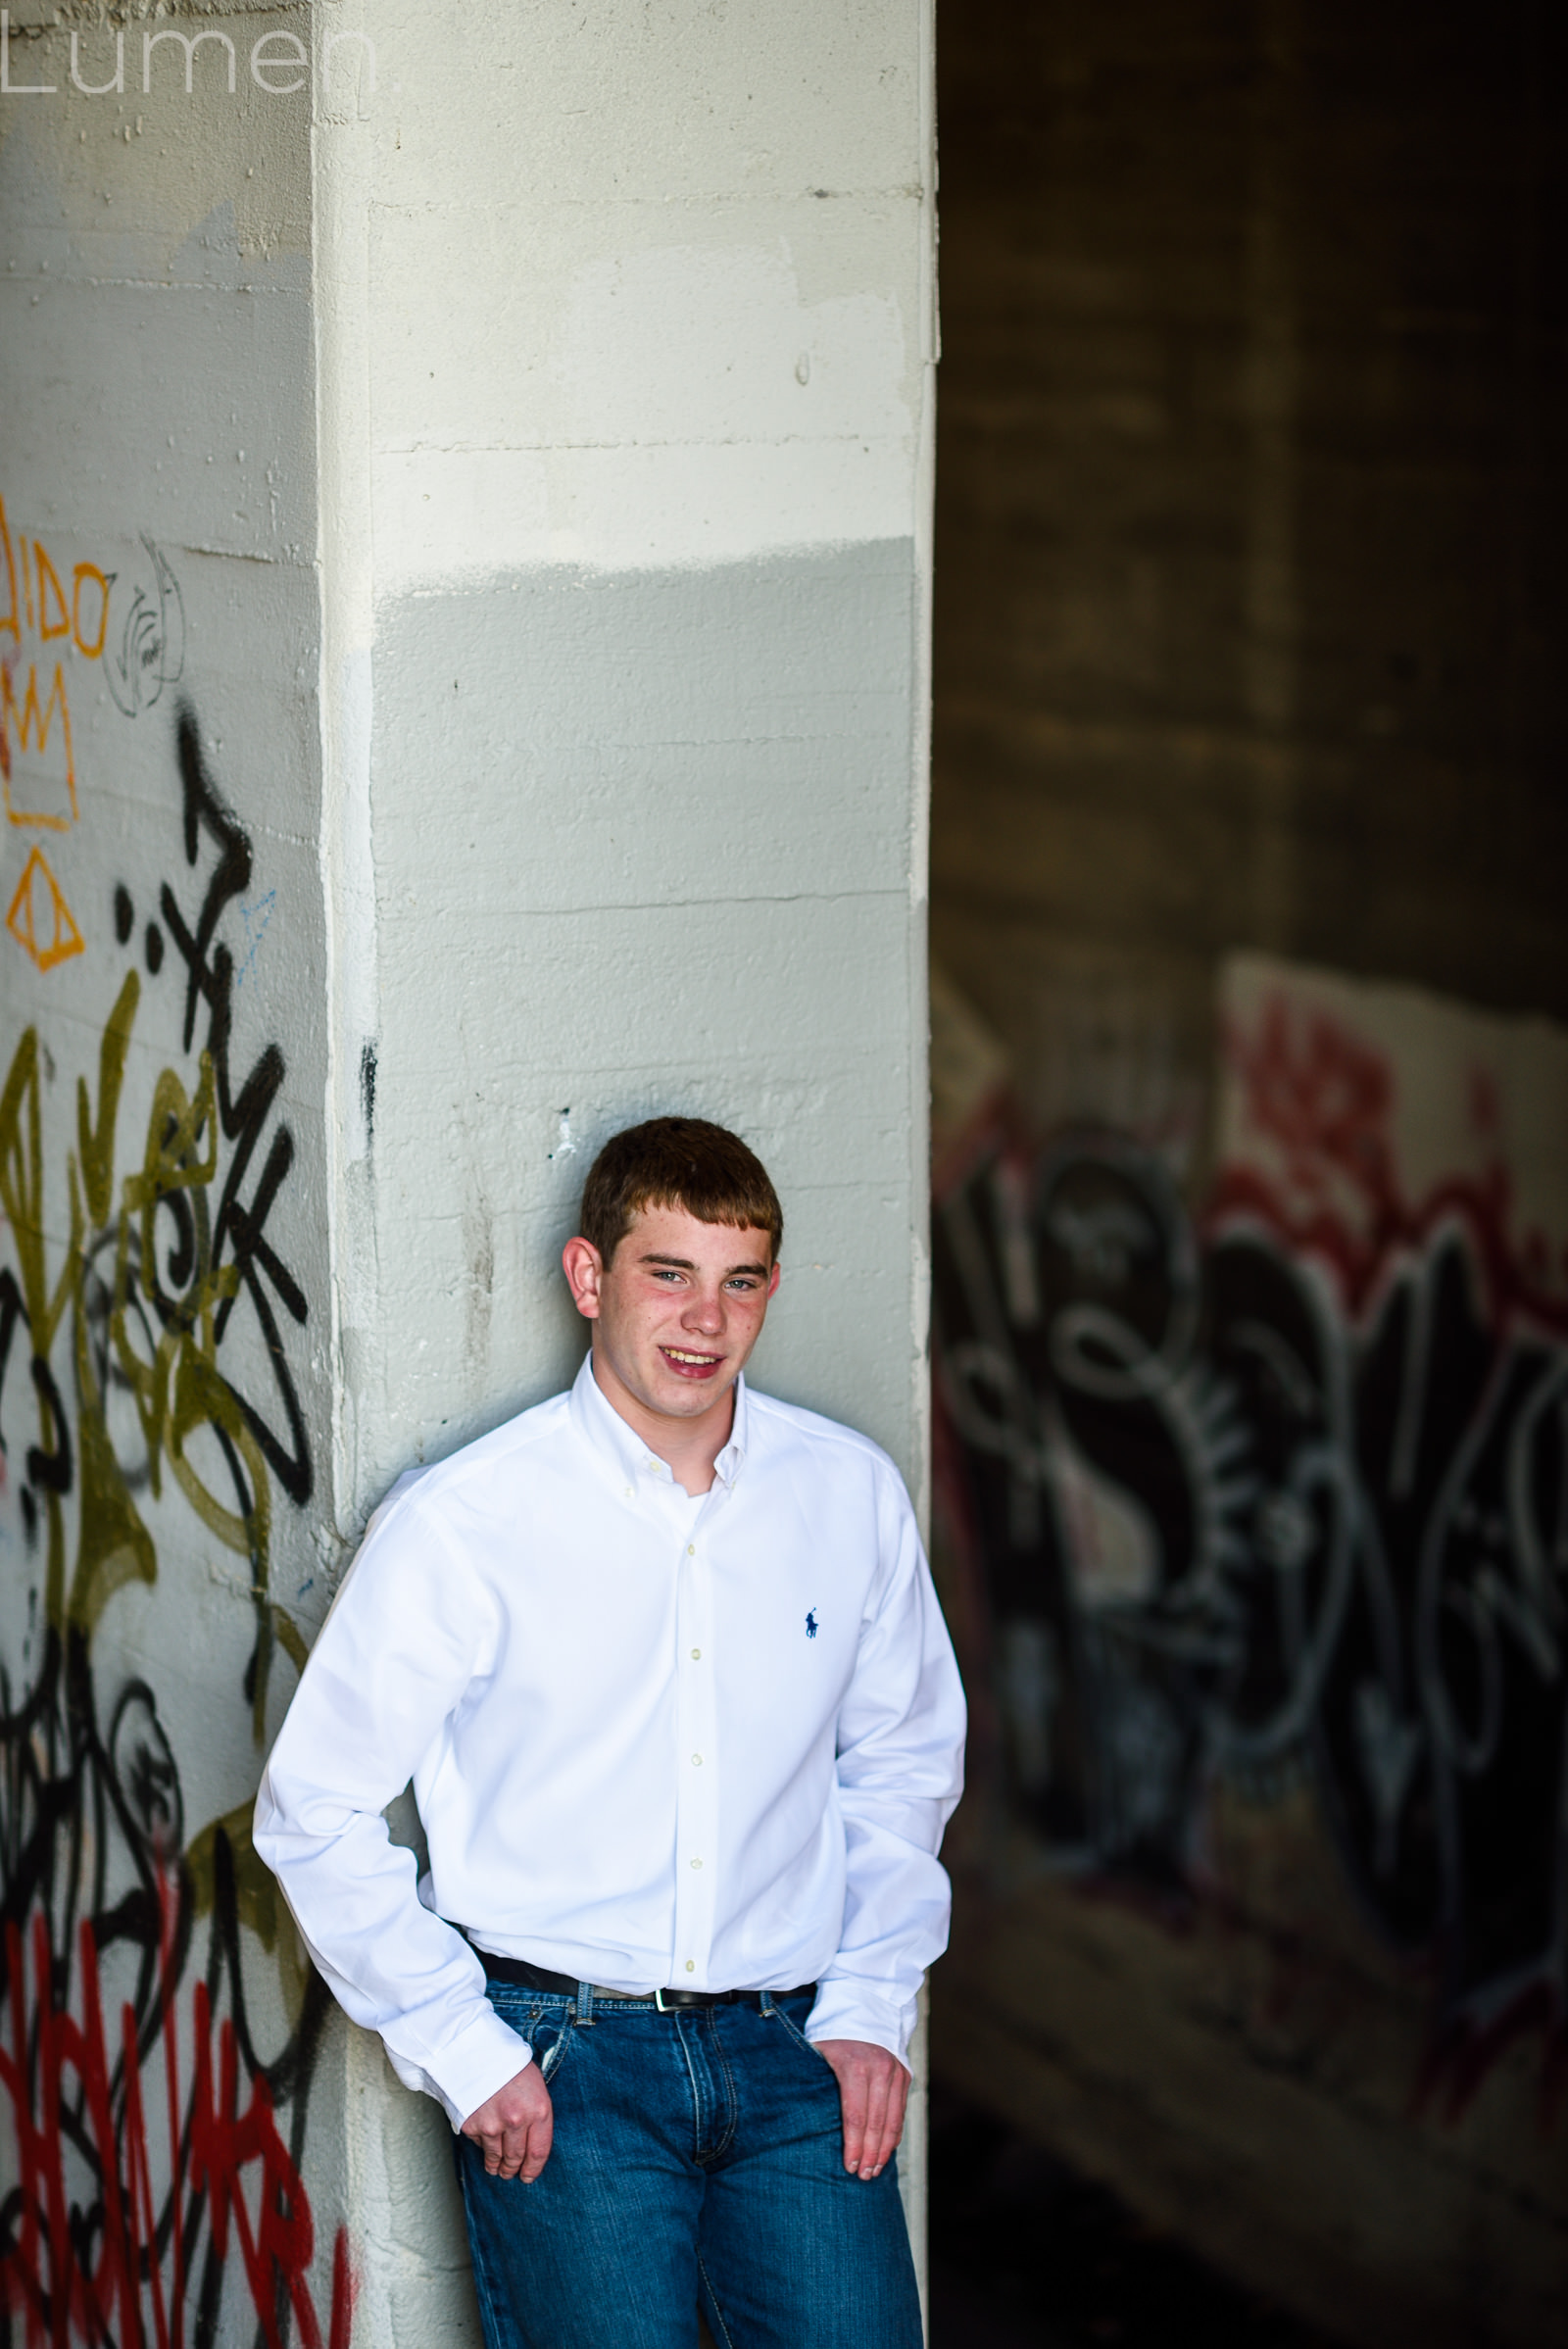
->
<box><xmin>933</xmin><ymin>958</ymin><xmax>1568</xmax><ymax>2344</ymax></box>
<box><xmin>928</xmin><ymin>3</ymin><xmax>1568</xmax><ymax>2341</ymax></box>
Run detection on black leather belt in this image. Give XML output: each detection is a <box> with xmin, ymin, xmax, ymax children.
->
<box><xmin>477</xmin><ymin>1951</ymin><xmax>814</xmax><ymax>2008</ymax></box>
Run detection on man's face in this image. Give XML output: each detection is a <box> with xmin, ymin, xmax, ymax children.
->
<box><xmin>566</xmin><ymin>1204</ymin><xmax>780</xmax><ymax>1423</ymax></box>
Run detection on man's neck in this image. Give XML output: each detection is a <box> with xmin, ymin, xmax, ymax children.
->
<box><xmin>589</xmin><ymin>1348</ymin><xmax>735</xmax><ymax>1495</ymax></box>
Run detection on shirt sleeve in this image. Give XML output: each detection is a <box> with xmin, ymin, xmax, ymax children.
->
<box><xmin>805</xmin><ymin>1466</ymin><xmax>967</xmax><ymax>2069</ymax></box>
<box><xmin>253</xmin><ymin>1492</ymin><xmax>531</xmax><ymax>2129</ymax></box>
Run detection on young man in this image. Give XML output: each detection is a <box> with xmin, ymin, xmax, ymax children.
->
<box><xmin>256</xmin><ymin>1118</ymin><xmax>965</xmax><ymax>2349</ymax></box>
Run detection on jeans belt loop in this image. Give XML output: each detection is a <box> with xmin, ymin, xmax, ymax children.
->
<box><xmin>574</xmin><ymin>1979</ymin><xmax>595</xmax><ymax>2027</ymax></box>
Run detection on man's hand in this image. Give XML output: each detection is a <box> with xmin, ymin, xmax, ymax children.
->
<box><xmin>814</xmin><ymin>2038</ymin><xmax>909</xmax><ymax>2180</ymax></box>
<box><xmin>461</xmin><ymin>2061</ymin><xmax>554</xmax><ymax>2181</ymax></box>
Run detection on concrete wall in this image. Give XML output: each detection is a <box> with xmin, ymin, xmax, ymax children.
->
<box><xmin>928</xmin><ymin>4</ymin><xmax>1567</xmax><ymax>2345</ymax></box>
<box><xmin>0</xmin><ymin>2</ymin><xmax>936</xmax><ymax>2339</ymax></box>
<box><xmin>0</xmin><ymin>9</ymin><xmax>350</xmax><ymax>2342</ymax></box>
<box><xmin>331</xmin><ymin>0</ymin><xmax>935</xmax><ymax>1494</ymax></box>
<box><xmin>933</xmin><ymin>0</ymin><xmax>1566</xmax><ymax>1122</ymax></box>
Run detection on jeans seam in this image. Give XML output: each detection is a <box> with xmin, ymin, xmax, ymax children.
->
<box><xmin>697</xmin><ymin>2252</ymin><xmax>738</xmax><ymax>2349</ymax></box>
<box><xmin>706</xmin><ymin>2012</ymin><xmax>740</xmax><ymax>2163</ymax></box>
<box><xmin>671</xmin><ymin>2010</ymin><xmax>710</xmax><ymax>2165</ymax></box>
<box><xmin>458</xmin><ymin>2146</ymin><xmax>516</xmax><ymax>2349</ymax></box>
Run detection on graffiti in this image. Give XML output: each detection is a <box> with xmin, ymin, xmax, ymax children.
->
<box><xmin>2</xmin><ymin>499</ymin><xmax>102</xmax><ymax>829</ymax></box>
<box><xmin>6</xmin><ymin>849</ymin><xmax>84</xmax><ymax>974</ymax></box>
<box><xmin>1</xmin><ymin>661</ymin><xmax>76</xmax><ymax>835</ymax></box>
<box><xmin>4</xmin><ymin>498</ymin><xmax>188</xmax><ymax>974</ymax></box>
<box><xmin>935</xmin><ymin>983</ymin><xmax>1568</xmax><ymax>2088</ymax></box>
<box><xmin>0</xmin><ymin>700</ymin><xmax>343</xmax><ymax>2341</ymax></box>
<box><xmin>104</xmin><ymin>541</ymin><xmax>186</xmax><ymax>723</ymax></box>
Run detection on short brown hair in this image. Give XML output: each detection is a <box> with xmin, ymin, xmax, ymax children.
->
<box><xmin>579</xmin><ymin>1117</ymin><xmax>783</xmax><ymax>1265</ymax></box>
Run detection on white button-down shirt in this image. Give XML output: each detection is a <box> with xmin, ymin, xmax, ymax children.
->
<box><xmin>254</xmin><ymin>1357</ymin><xmax>966</xmax><ymax>2128</ymax></box>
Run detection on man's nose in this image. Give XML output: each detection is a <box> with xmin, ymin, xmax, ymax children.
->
<box><xmin>682</xmin><ymin>1288</ymin><xmax>725</xmax><ymax>1333</ymax></box>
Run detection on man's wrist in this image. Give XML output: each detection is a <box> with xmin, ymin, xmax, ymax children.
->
<box><xmin>802</xmin><ymin>1983</ymin><xmax>912</xmax><ymax>2069</ymax></box>
<box><xmin>416</xmin><ymin>2007</ymin><xmax>536</xmax><ymax>2132</ymax></box>
<box><xmin>810</xmin><ymin>2034</ymin><xmax>910</xmax><ymax>2077</ymax></box>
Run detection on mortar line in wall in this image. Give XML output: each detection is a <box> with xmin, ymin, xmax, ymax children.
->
<box><xmin>86</xmin><ymin>789</ymin><xmax>316</xmax><ymax>851</ymax></box>
<box><xmin>380</xmin><ymin>887</ymin><xmax>908</xmax><ymax>918</ymax></box>
<box><xmin>398</xmin><ymin>570</ymin><xmax>912</xmax><ymax>602</ymax></box>
<box><xmin>377</xmin><ymin>434</ymin><xmax>917</xmax><ymax>456</ymax></box>
<box><xmin>471</xmin><ymin>733</ymin><xmax>906</xmax><ymax>749</ymax></box>
<box><xmin>366</xmin><ymin>188</ymin><xmax>927</xmax><ymax>216</ymax></box>
<box><xmin>377</xmin><ymin>1185</ymin><xmax>911</xmax><ymax>1219</ymax></box>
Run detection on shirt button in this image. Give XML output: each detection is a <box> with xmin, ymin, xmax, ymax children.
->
<box><xmin>691</xmin><ymin>1753</ymin><xmax>703</xmax><ymax>1767</ymax></box>
<box><xmin>685</xmin><ymin>1961</ymin><xmax>696</xmax><ymax>1973</ymax></box>
<box><xmin>687</xmin><ymin>1544</ymin><xmax>696</xmax><ymax>1556</ymax></box>
<box><xmin>690</xmin><ymin>1647</ymin><xmax>702</xmax><ymax>1661</ymax></box>
<box><xmin>690</xmin><ymin>1858</ymin><xmax>703</xmax><ymax>1870</ymax></box>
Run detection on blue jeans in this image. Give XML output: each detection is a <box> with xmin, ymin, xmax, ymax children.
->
<box><xmin>455</xmin><ymin>1982</ymin><xmax>924</xmax><ymax>2349</ymax></box>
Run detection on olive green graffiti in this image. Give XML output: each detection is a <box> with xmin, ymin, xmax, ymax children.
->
<box><xmin>1</xmin><ymin>970</ymin><xmax>307</xmax><ymax>1730</ymax></box>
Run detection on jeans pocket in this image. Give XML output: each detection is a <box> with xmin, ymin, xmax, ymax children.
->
<box><xmin>531</xmin><ymin>2017</ymin><xmax>575</xmax><ymax>2086</ymax></box>
<box><xmin>486</xmin><ymin>1988</ymin><xmax>575</xmax><ymax>2086</ymax></box>
<box><xmin>769</xmin><ymin>1999</ymin><xmax>832</xmax><ymax>2068</ymax></box>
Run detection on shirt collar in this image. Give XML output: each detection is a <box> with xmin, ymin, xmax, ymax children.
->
<box><xmin>568</xmin><ymin>1350</ymin><xmax>749</xmax><ymax>1495</ymax></box>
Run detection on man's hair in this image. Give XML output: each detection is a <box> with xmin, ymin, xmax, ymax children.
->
<box><xmin>579</xmin><ymin>1117</ymin><xmax>783</xmax><ymax>1265</ymax></box>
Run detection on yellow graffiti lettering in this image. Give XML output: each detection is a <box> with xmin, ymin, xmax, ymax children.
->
<box><xmin>72</xmin><ymin>562</ymin><xmax>110</xmax><ymax>660</ymax></box>
<box><xmin>5</xmin><ymin>846</ymin><xmax>85</xmax><ymax>972</ymax></box>
<box><xmin>34</xmin><ymin>544</ymin><xmax>70</xmax><ymax>643</ymax></box>
<box><xmin>0</xmin><ymin>498</ymin><xmax>17</xmax><ymax>646</ymax></box>
<box><xmin>2</xmin><ymin>661</ymin><xmax>78</xmax><ymax>832</ymax></box>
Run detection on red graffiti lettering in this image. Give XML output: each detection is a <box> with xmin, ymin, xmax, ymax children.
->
<box><xmin>1216</xmin><ymin>989</ymin><xmax>1568</xmax><ymax>1339</ymax></box>
<box><xmin>0</xmin><ymin>1909</ymin><xmax>355</xmax><ymax>2349</ymax></box>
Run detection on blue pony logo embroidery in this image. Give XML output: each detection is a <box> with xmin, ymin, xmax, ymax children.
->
<box><xmin>805</xmin><ymin>1609</ymin><xmax>818</xmax><ymax>1639</ymax></box>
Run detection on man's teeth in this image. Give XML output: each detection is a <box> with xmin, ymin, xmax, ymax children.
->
<box><xmin>664</xmin><ymin>1349</ymin><xmax>716</xmax><ymax>1364</ymax></box>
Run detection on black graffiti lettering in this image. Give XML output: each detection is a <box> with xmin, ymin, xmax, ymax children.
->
<box><xmin>0</xmin><ymin>1267</ymin><xmax>25</xmax><ymax>1458</ymax></box>
<box><xmin>25</xmin><ymin>1353</ymin><xmax>73</xmax><ymax>1496</ymax></box>
<box><xmin>935</xmin><ymin>1133</ymin><xmax>1568</xmax><ymax>2070</ymax></box>
<box><xmin>155</xmin><ymin>705</ymin><xmax>311</xmax><ymax>1507</ymax></box>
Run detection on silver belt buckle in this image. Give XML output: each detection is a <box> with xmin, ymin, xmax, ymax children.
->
<box><xmin>654</xmin><ymin>1985</ymin><xmax>669</xmax><ymax>2012</ymax></box>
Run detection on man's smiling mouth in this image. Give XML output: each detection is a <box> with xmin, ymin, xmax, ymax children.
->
<box><xmin>660</xmin><ymin>1347</ymin><xmax>722</xmax><ymax>1369</ymax></box>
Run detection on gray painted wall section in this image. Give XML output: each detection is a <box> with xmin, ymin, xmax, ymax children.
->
<box><xmin>357</xmin><ymin>539</ymin><xmax>924</xmax><ymax>1492</ymax></box>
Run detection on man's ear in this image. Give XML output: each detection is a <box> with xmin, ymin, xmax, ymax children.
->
<box><xmin>766</xmin><ymin>1259</ymin><xmax>781</xmax><ymax>1300</ymax></box>
<box><xmin>562</xmin><ymin>1236</ymin><xmax>605</xmax><ymax>1319</ymax></box>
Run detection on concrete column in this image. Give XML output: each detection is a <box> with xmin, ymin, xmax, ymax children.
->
<box><xmin>0</xmin><ymin>3</ymin><xmax>935</xmax><ymax>2338</ymax></box>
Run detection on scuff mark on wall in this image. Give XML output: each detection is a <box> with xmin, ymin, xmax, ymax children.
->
<box><xmin>461</xmin><ymin>1188</ymin><xmax>494</xmax><ymax>1378</ymax></box>
<box><xmin>357</xmin><ymin>1044</ymin><xmax>376</xmax><ymax>1154</ymax></box>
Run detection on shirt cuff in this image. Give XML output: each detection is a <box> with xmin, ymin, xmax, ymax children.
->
<box><xmin>390</xmin><ymin>2004</ymin><xmax>535</xmax><ymax>2131</ymax></box>
<box><xmin>803</xmin><ymin>1982</ymin><xmax>914</xmax><ymax>2072</ymax></box>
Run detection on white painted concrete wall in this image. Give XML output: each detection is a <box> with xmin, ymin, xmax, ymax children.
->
<box><xmin>2</xmin><ymin>2</ymin><xmax>935</xmax><ymax>2336</ymax></box>
<box><xmin>324</xmin><ymin>0</ymin><xmax>936</xmax><ymax>1495</ymax></box>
